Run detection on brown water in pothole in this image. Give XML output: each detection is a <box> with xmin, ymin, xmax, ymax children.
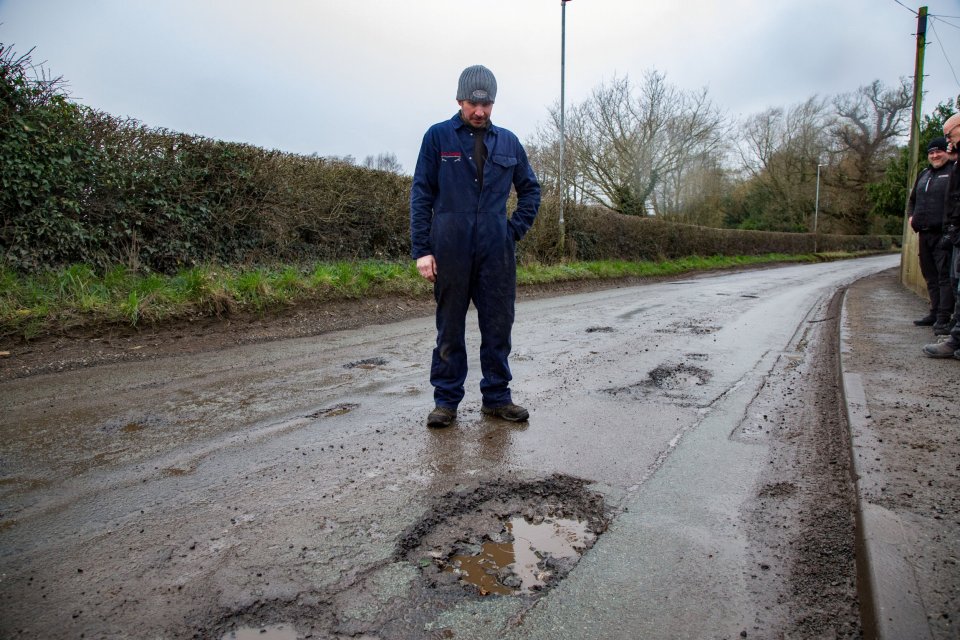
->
<box><xmin>446</xmin><ymin>516</ymin><xmax>594</xmax><ymax>595</ymax></box>
<box><xmin>221</xmin><ymin>623</ymin><xmax>298</xmax><ymax>640</ymax></box>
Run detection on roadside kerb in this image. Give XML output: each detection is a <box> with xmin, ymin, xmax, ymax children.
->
<box><xmin>840</xmin><ymin>287</ymin><xmax>934</xmax><ymax>640</ymax></box>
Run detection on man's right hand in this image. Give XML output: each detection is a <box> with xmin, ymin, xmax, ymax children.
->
<box><xmin>416</xmin><ymin>255</ymin><xmax>437</xmax><ymax>283</ymax></box>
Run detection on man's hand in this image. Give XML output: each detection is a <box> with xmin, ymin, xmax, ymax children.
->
<box><xmin>416</xmin><ymin>255</ymin><xmax>437</xmax><ymax>282</ymax></box>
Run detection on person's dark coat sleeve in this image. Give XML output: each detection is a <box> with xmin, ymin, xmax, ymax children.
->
<box><xmin>908</xmin><ymin>171</ymin><xmax>922</xmax><ymax>231</ymax></box>
<box><xmin>506</xmin><ymin>144</ymin><xmax>541</xmax><ymax>241</ymax></box>
<box><xmin>410</xmin><ymin>130</ymin><xmax>439</xmax><ymax>259</ymax></box>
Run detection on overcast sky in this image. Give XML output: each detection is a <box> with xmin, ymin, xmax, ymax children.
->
<box><xmin>2</xmin><ymin>0</ymin><xmax>959</xmax><ymax>174</ymax></box>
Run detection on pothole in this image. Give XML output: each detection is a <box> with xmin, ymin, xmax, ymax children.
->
<box><xmin>395</xmin><ymin>474</ymin><xmax>610</xmax><ymax>598</ymax></box>
<box><xmin>656</xmin><ymin>323</ymin><xmax>719</xmax><ymax>335</ymax></box>
<box><xmin>585</xmin><ymin>326</ymin><xmax>615</xmax><ymax>333</ymax></box>
<box><xmin>647</xmin><ymin>364</ymin><xmax>711</xmax><ymax>389</ymax></box>
<box><xmin>307</xmin><ymin>403</ymin><xmax>359</xmax><ymax>419</ymax></box>
<box><xmin>204</xmin><ymin>477</ymin><xmax>610</xmax><ymax>639</ymax></box>
<box><xmin>344</xmin><ymin>357</ymin><xmax>388</xmax><ymax>369</ymax></box>
<box><xmin>601</xmin><ymin>363</ymin><xmax>713</xmax><ymax>406</ymax></box>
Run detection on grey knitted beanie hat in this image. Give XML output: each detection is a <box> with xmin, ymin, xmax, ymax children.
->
<box><xmin>457</xmin><ymin>65</ymin><xmax>497</xmax><ymax>103</ymax></box>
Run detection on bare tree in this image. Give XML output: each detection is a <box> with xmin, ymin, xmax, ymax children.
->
<box><xmin>731</xmin><ymin>97</ymin><xmax>830</xmax><ymax>230</ymax></box>
<box><xmin>362</xmin><ymin>152</ymin><xmax>403</xmax><ymax>174</ymax></box>
<box><xmin>828</xmin><ymin>78</ymin><xmax>911</xmax><ymax>232</ymax></box>
<box><xmin>536</xmin><ymin>71</ymin><xmax>726</xmax><ymax>216</ymax></box>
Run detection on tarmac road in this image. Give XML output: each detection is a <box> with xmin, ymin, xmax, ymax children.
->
<box><xmin>0</xmin><ymin>254</ymin><xmax>903</xmax><ymax>639</ymax></box>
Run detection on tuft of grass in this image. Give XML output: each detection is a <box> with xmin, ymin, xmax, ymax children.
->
<box><xmin>0</xmin><ymin>252</ymin><xmax>875</xmax><ymax>340</ymax></box>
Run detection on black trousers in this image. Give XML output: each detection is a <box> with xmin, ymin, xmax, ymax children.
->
<box><xmin>918</xmin><ymin>231</ymin><xmax>955</xmax><ymax>322</ymax></box>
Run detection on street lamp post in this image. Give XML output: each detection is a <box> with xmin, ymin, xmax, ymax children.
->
<box><xmin>558</xmin><ymin>0</ymin><xmax>570</xmax><ymax>254</ymax></box>
<box><xmin>814</xmin><ymin>163</ymin><xmax>823</xmax><ymax>253</ymax></box>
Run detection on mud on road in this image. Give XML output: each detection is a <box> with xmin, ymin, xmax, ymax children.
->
<box><xmin>4</xmin><ymin>261</ymin><xmax>946</xmax><ymax>639</ymax></box>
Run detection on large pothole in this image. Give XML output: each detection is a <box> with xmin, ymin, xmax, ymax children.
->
<box><xmin>395</xmin><ymin>474</ymin><xmax>611</xmax><ymax>598</ymax></box>
<box><xmin>207</xmin><ymin>476</ymin><xmax>611</xmax><ymax>639</ymax></box>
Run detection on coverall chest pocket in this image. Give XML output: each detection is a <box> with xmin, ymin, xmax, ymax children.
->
<box><xmin>486</xmin><ymin>154</ymin><xmax>518</xmax><ymax>193</ymax></box>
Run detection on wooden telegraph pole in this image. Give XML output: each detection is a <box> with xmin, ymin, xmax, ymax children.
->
<box><xmin>901</xmin><ymin>6</ymin><xmax>927</xmax><ymax>292</ymax></box>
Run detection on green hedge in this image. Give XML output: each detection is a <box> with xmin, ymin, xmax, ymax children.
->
<box><xmin>2</xmin><ymin>45</ymin><xmax>895</xmax><ymax>274</ymax></box>
<box><xmin>519</xmin><ymin>198</ymin><xmax>897</xmax><ymax>263</ymax></box>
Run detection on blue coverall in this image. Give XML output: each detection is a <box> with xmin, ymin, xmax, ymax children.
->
<box><xmin>410</xmin><ymin>113</ymin><xmax>541</xmax><ymax>409</ymax></box>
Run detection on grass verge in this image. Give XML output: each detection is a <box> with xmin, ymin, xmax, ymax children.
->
<box><xmin>0</xmin><ymin>252</ymin><xmax>880</xmax><ymax>340</ymax></box>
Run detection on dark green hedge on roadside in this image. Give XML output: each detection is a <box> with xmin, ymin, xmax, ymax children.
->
<box><xmin>1</xmin><ymin>43</ymin><xmax>896</xmax><ymax>275</ymax></box>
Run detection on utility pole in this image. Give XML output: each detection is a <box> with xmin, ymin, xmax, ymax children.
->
<box><xmin>558</xmin><ymin>0</ymin><xmax>570</xmax><ymax>256</ymax></box>
<box><xmin>902</xmin><ymin>6</ymin><xmax>927</xmax><ymax>285</ymax></box>
<box><xmin>906</xmin><ymin>6</ymin><xmax>927</xmax><ymax>195</ymax></box>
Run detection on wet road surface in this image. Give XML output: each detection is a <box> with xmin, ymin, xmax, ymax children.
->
<box><xmin>0</xmin><ymin>254</ymin><xmax>898</xmax><ymax>638</ymax></box>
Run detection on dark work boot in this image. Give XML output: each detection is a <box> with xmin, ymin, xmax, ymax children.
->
<box><xmin>933</xmin><ymin>321</ymin><xmax>954</xmax><ymax>336</ymax></box>
<box><xmin>914</xmin><ymin>312</ymin><xmax>937</xmax><ymax>326</ymax></box>
<box><xmin>481</xmin><ymin>403</ymin><xmax>530</xmax><ymax>422</ymax></box>
<box><xmin>427</xmin><ymin>406</ymin><xmax>456</xmax><ymax>428</ymax></box>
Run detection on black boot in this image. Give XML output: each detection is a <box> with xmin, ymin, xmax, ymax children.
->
<box><xmin>914</xmin><ymin>312</ymin><xmax>937</xmax><ymax>326</ymax></box>
<box><xmin>933</xmin><ymin>321</ymin><xmax>954</xmax><ymax>336</ymax></box>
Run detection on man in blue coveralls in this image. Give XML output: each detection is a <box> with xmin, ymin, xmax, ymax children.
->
<box><xmin>410</xmin><ymin>64</ymin><xmax>542</xmax><ymax>428</ymax></box>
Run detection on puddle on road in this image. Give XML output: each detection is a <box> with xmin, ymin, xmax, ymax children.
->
<box><xmin>396</xmin><ymin>474</ymin><xmax>610</xmax><ymax>600</ymax></box>
<box><xmin>446</xmin><ymin>515</ymin><xmax>595</xmax><ymax>595</ymax></box>
<box><xmin>221</xmin><ymin>624</ymin><xmax>298</xmax><ymax>640</ymax></box>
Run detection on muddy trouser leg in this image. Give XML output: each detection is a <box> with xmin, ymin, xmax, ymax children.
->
<box><xmin>933</xmin><ymin>237</ymin><xmax>955</xmax><ymax>323</ymax></box>
<box><xmin>473</xmin><ymin>220</ymin><xmax>517</xmax><ymax>408</ymax></box>
<box><xmin>918</xmin><ymin>232</ymin><xmax>941</xmax><ymax>315</ymax></box>
<box><xmin>430</xmin><ymin>219</ymin><xmax>476</xmax><ymax>409</ymax></box>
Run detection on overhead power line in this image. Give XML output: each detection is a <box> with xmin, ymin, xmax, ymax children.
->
<box><xmin>892</xmin><ymin>0</ymin><xmax>917</xmax><ymax>15</ymax></box>
<box><xmin>929</xmin><ymin>18</ymin><xmax>960</xmax><ymax>90</ymax></box>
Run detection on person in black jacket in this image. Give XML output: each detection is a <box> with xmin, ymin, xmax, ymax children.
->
<box><xmin>909</xmin><ymin>136</ymin><xmax>954</xmax><ymax>333</ymax></box>
<box><xmin>923</xmin><ymin>116</ymin><xmax>960</xmax><ymax>359</ymax></box>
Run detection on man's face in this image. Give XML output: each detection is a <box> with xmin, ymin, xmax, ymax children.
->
<box><xmin>459</xmin><ymin>100</ymin><xmax>493</xmax><ymax>127</ymax></box>
<box><xmin>929</xmin><ymin>148</ymin><xmax>948</xmax><ymax>169</ymax></box>
<box><xmin>945</xmin><ymin>119</ymin><xmax>960</xmax><ymax>150</ymax></box>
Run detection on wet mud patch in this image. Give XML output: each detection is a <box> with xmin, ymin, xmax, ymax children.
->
<box><xmin>395</xmin><ymin>474</ymin><xmax>610</xmax><ymax>599</ymax></box>
<box><xmin>344</xmin><ymin>357</ymin><xmax>388</xmax><ymax>369</ymax></box>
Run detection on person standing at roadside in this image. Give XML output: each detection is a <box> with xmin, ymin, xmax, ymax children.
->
<box><xmin>909</xmin><ymin>136</ymin><xmax>955</xmax><ymax>334</ymax></box>
<box><xmin>410</xmin><ymin>65</ymin><xmax>542</xmax><ymax>427</ymax></box>
<box><xmin>923</xmin><ymin>115</ymin><xmax>960</xmax><ymax>359</ymax></box>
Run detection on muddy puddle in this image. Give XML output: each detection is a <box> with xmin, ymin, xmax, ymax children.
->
<box><xmin>445</xmin><ymin>515</ymin><xmax>595</xmax><ymax>595</ymax></box>
<box><xmin>396</xmin><ymin>474</ymin><xmax>610</xmax><ymax>598</ymax></box>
